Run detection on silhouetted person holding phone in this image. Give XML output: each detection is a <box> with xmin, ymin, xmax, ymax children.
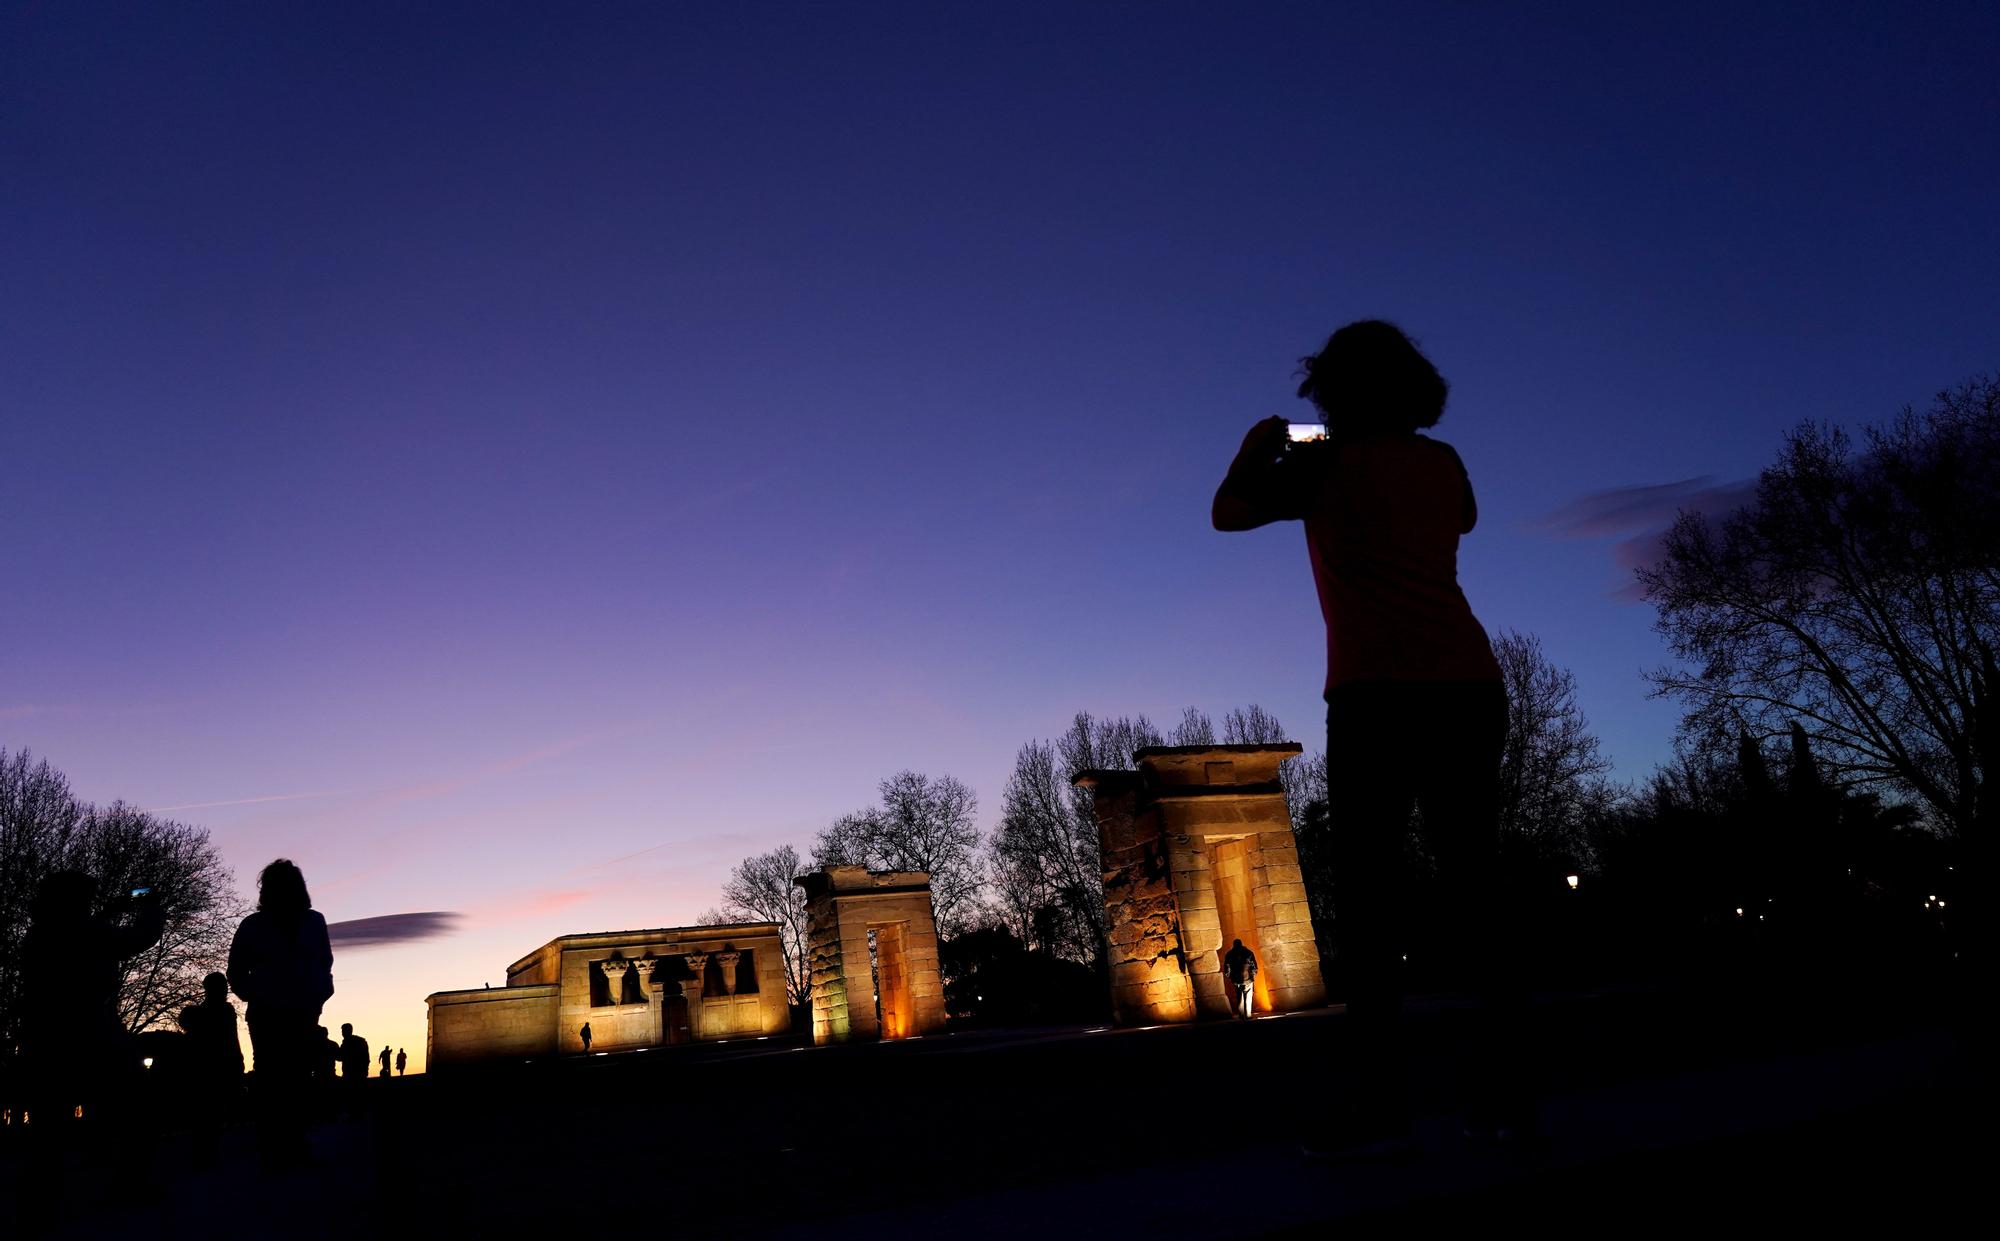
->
<box><xmin>338</xmin><ymin>1022</ymin><xmax>370</xmax><ymax>1114</ymax></box>
<box><xmin>1223</xmin><ymin>939</ymin><xmax>1258</xmax><ymax>1019</ymax></box>
<box><xmin>1214</xmin><ymin>320</ymin><xmax>1521</xmax><ymax>1154</ymax></box>
<box><xmin>379</xmin><ymin>1045</ymin><xmax>392</xmax><ymax>1078</ymax></box>
<box><xmin>18</xmin><ymin>871</ymin><xmax>165</xmax><ymax>1217</ymax></box>
<box><xmin>178</xmin><ymin>970</ymin><xmax>244</xmax><ymax>1166</ymax></box>
<box><xmin>227</xmin><ymin>858</ymin><xmax>334</xmax><ymax>1171</ymax></box>
<box><xmin>396</xmin><ymin>1048</ymin><xmax>407</xmax><ymax>1076</ymax></box>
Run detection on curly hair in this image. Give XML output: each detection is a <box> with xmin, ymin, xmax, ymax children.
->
<box><xmin>1295</xmin><ymin>319</ymin><xmax>1449</xmax><ymax>432</ymax></box>
<box><xmin>257</xmin><ymin>858</ymin><xmax>312</xmax><ymax>917</ymax></box>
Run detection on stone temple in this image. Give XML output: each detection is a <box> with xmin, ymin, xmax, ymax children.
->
<box><xmin>426</xmin><ymin>922</ymin><xmax>792</xmax><ymax>1068</ymax></box>
<box><xmin>425</xmin><ymin>868</ymin><xmax>949</xmax><ymax>1068</ymax></box>
<box><xmin>1079</xmin><ymin>742</ymin><xmax>1326</xmax><ymax>1024</ymax></box>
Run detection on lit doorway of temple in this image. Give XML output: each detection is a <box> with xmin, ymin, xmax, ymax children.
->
<box><xmin>866</xmin><ymin>921</ymin><xmax>912</xmax><ymax>1039</ymax></box>
<box><xmin>665</xmin><ymin>980</ymin><xmax>693</xmax><ymax>1045</ymax></box>
<box><xmin>1211</xmin><ymin>837</ymin><xmax>1271</xmax><ymax>1014</ymax></box>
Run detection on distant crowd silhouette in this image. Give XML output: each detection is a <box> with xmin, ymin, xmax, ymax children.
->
<box><xmin>11</xmin><ymin>856</ymin><xmax>413</xmax><ymax>1229</ymax></box>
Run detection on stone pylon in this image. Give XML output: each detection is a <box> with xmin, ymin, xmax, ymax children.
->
<box><xmin>1078</xmin><ymin>743</ymin><xmax>1325</xmax><ymax>1024</ymax></box>
<box><xmin>796</xmin><ymin>866</ymin><xmax>947</xmax><ymax>1044</ymax></box>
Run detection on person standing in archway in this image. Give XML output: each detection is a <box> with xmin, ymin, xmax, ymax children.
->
<box><xmin>1223</xmin><ymin>939</ymin><xmax>1258</xmax><ymax>1019</ymax></box>
<box><xmin>1214</xmin><ymin>320</ymin><xmax>1522</xmax><ymax>1153</ymax></box>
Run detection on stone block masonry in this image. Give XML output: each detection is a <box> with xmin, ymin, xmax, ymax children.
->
<box><xmin>797</xmin><ymin>866</ymin><xmax>948</xmax><ymax>1044</ymax></box>
<box><xmin>1078</xmin><ymin>743</ymin><xmax>1326</xmax><ymax>1025</ymax></box>
<box><xmin>425</xmin><ymin>921</ymin><xmax>790</xmax><ymax>1070</ymax></box>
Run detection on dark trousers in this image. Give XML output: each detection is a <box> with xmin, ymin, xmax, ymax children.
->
<box><xmin>246</xmin><ymin>1007</ymin><xmax>319</xmax><ymax>1164</ymax></box>
<box><xmin>1324</xmin><ymin>679</ymin><xmax>1521</xmax><ymax>1131</ymax></box>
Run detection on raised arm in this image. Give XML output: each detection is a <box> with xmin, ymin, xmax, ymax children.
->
<box><xmin>1212</xmin><ymin>416</ymin><xmax>1296</xmax><ymax>531</ymax></box>
<box><xmin>113</xmin><ymin>890</ymin><xmax>166</xmax><ymax>959</ymax></box>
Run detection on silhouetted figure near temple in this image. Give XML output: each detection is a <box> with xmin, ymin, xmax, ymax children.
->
<box><xmin>379</xmin><ymin>1045</ymin><xmax>392</xmax><ymax>1078</ymax></box>
<box><xmin>227</xmin><ymin>858</ymin><xmax>334</xmax><ymax>1172</ymax></box>
<box><xmin>1223</xmin><ymin>939</ymin><xmax>1259</xmax><ymax>1019</ymax></box>
<box><xmin>314</xmin><ymin>1025</ymin><xmax>340</xmax><ymax>1111</ymax></box>
<box><xmin>580</xmin><ymin>1021</ymin><xmax>593</xmax><ymax>1052</ymax></box>
<box><xmin>338</xmin><ymin>1023</ymin><xmax>370</xmax><ymax>1116</ymax></box>
<box><xmin>1214</xmin><ymin>320</ymin><xmax>1524</xmax><ymax>1154</ymax></box>
<box><xmin>396</xmin><ymin>1048</ymin><xmax>407</xmax><ymax>1076</ymax></box>
<box><xmin>178</xmin><ymin>970</ymin><xmax>245</xmax><ymax>1166</ymax></box>
<box><xmin>17</xmin><ymin>871</ymin><xmax>165</xmax><ymax>1220</ymax></box>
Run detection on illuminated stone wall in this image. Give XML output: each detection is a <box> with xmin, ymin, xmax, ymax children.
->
<box><xmin>1089</xmin><ymin>770</ymin><xmax>1196</xmax><ymax>1025</ymax></box>
<box><xmin>797</xmin><ymin>866</ymin><xmax>947</xmax><ymax>1044</ymax></box>
<box><xmin>1080</xmin><ymin>743</ymin><xmax>1326</xmax><ymax>1024</ymax></box>
<box><xmin>426</xmin><ymin>985</ymin><xmax>559</xmax><ymax>1068</ymax></box>
<box><xmin>426</xmin><ymin>921</ymin><xmax>790</xmax><ymax>1069</ymax></box>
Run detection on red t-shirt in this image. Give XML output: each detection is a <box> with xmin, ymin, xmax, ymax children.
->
<box><xmin>1270</xmin><ymin>433</ymin><xmax>1500</xmax><ymax>694</ymax></box>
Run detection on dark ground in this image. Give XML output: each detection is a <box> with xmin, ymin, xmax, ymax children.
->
<box><xmin>3</xmin><ymin>970</ymin><xmax>1982</xmax><ymax>1239</ymax></box>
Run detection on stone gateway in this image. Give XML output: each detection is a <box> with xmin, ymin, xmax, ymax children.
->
<box><xmin>797</xmin><ymin>866</ymin><xmax>947</xmax><ymax>1045</ymax></box>
<box><xmin>1079</xmin><ymin>743</ymin><xmax>1327</xmax><ymax>1025</ymax></box>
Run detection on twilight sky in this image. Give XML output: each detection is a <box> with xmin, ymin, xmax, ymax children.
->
<box><xmin>5</xmin><ymin>2</ymin><xmax>1996</xmax><ymax>1069</ymax></box>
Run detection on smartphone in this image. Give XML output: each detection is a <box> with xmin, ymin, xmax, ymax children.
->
<box><xmin>130</xmin><ymin>886</ymin><xmax>152</xmax><ymax>898</ymax></box>
<box><xmin>1287</xmin><ymin>423</ymin><xmax>1326</xmax><ymax>444</ymax></box>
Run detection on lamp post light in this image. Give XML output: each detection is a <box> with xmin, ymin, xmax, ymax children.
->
<box><xmin>1565</xmin><ymin>874</ymin><xmax>1580</xmax><ymax>891</ymax></box>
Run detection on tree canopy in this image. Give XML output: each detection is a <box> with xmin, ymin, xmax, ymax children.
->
<box><xmin>1</xmin><ymin>749</ymin><xmax>240</xmax><ymax>1042</ymax></box>
<box><xmin>813</xmin><ymin>772</ymin><xmax>983</xmax><ymax>937</ymax></box>
<box><xmin>1643</xmin><ymin>377</ymin><xmax>2000</xmax><ymax>837</ymax></box>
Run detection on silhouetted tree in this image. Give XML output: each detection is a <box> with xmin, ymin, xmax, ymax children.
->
<box><xmin>939</xmin><ymin>922</ymin><xmax>1102</xmax><ymax>1025</ymax></box>
<box><xmin>1220</xmin><ymin>704</ymin><xmax>1287</xmax><ymax>746</ymax></box>
<box><xmin>714</xmin><ymin>845</ymin><xmax>811</xmax><ymax>1006</ymax></box>
<box><xmin>1168</xmin><ymin>707</ymin><xmax>1214</xmax><ymax>746</ymax></box>
<box><xmin>988</xmin><ymin>713</ymin><xmax>1165</xmax><ymax>966</ymax></box>
<box><xmin>1642</xmin><ymin>377</ymin><xmax>1998</xmax><ymax>851</ymax></box>
<box><xmin>1492</xmin><ymin>630</ymin><xmax>1616</xmax><ymax>870</ymax></box>
<box><xmin>988</xmin><ymin>706</ymin><xmax>1318</xmax><ymax>968</ymax></box>
<box><xmin>814</xmin><ymin>772</ymin><xmax>982</xmax><ymax>937</ymax></box>
<box><xmin>0</xmin><ymin>750</ymin><xmax>241</xmax><ymax>1045</ymax></box>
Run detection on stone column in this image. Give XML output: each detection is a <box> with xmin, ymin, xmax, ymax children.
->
<box><xmin>632</xmin><ymin>955</ymin><xmax>661</xmax><ymax>1043</ymax></box>
<box><xmin>682</xmin><ymin>952</ymin><xmax>709</xmax><ymax>1040</ymax></box>
<box><xmin>714</xmin><ymin>950</ymin><xmax>741</xmax><ymax>996</ymax></box>
<box><xmin>600</xmin><ymin>958</ymin><xmax>631</xmax><ymax>1007</ymax></box>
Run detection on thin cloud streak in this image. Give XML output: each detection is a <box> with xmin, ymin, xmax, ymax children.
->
<box><xmin>1540</xmin><ymin>476</ymin><xmax>1757</xmax><ymax>602</ymax></box>
<box><xmin>148</xmin><ymin>790</ymin><xmax>344</xmax><ymax>813</ymax></box>
<box><xmin>326</xmin><ymin>910</ymin><xmax>462</xmax><ymax>949</ymax></box>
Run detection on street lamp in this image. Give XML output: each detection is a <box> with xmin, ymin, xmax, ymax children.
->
<box><xmin>1565</xmin><ymin>874</ymin><xmax>1580</xmax><ymax>891</ymax></box>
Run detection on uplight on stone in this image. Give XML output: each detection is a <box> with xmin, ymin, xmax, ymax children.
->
<box><xmin>1077</xmin><ymin>743</ymin><xmax>1326</xmax><ymax>1027</ymax></box>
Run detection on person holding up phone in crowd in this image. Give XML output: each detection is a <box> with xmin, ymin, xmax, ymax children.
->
<box><xmin>17</xmin><ymin>872</ymin><xmax>165</xmax><ymax>1220</ymax></box>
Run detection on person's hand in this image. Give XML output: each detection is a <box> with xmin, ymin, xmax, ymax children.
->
<box><xmin>1238</xmin><ymin>415</ymin><xmax>1289</xmax><ymax>460</ymax></box>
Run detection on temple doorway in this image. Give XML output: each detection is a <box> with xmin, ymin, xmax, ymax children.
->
<box><xmin>867</xmin><ymin>922</ymin><xmax>912</xmax><ymax>1040</ymax></box>
<box><xmin>1212</xmin><ymin>837</ymin><xmax>1270</xmax><ymax>1014</ymax></box>
<box><xmin>665</xmin><ymin>986</ymin><xmax>692</xmax><ymax>1045</ymax></box>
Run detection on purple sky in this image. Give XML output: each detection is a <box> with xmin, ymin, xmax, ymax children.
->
<box><xmin>6</xmin><ymin>2</ymin><xmax>1997</xmax><ymax>1067</ymax></box>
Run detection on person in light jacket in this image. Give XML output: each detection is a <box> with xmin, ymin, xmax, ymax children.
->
<box><xmin>227</xmin><ymin>858</ymin><xmax>334</xmax><ymax>1171</ymax></box>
